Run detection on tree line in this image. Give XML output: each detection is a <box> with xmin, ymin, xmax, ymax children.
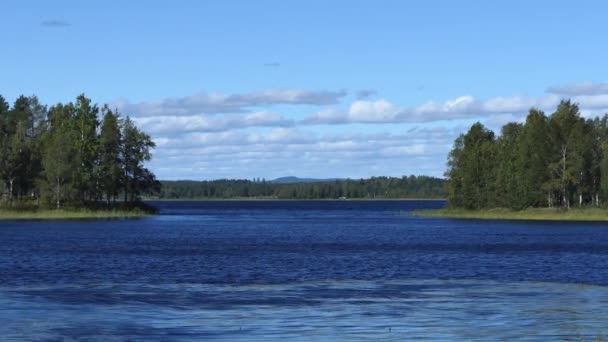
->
<box><xmin>446</xmin><ymin>100</ymin><xmax>608</xmax><ymax>210</ymax></box>
<box><xmin>0</xmin><ymin>94</ymin><xmax>159</xmax><ymax>209</ymax></box>
<box><xmin>159</xmin><ymin>176</ymin><xmax>446</xmax><ymax>199</ymax></box>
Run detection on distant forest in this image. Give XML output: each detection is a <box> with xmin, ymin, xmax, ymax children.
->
<box><xmin>159</xmin><ymin>176</ymin><xmax>446</xmax><ymax>199</ymax></box>
<box><xmin>447</xmin><ymin>100</ymin><xmax>608</xmax><ymax>210</ymax></box>
<box><xmin>0</xmin><ymin>94</ymin><xmax>159</xmax><ymax>209</ymax></box>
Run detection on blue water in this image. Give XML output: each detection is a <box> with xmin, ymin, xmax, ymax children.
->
<box><xmin>2</xmin><ymin>200</ymin><xmax>608</xmax><ymax>340</ymax></box>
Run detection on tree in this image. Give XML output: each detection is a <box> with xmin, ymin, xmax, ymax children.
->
<box><xmin>73</xmin><ymin>94</ymin><xmax>99</xmax><ymax>203</ymax></box>
<box><xmin>40</xmin><ymin>104</ymin><xmax>77</xmax><ymax>208</ymax></box>
<box><xmin>545</xmin><ymin>100</ymin><xmax>585</xmax><ymax>208</ymax></box>
<box><xmin>0</xmin><ymin>95</ymin><xmax>10</xmax><ymax>198</ymax></box>
<box><xmin>3</xmin><ymin>96</ymin><xmax>38</xmax><ymax>201</ymax></box>
<box><xmin>462</xmin><ymin>123</ymin><xmax>497</xmax><ymax>209</ymax></box>
<box><xmin>518</xmin><ymin>108</ymin><xmax>550</xmax><ymax>207</ymax></box>
<box><xmin>5</xmin><ymin>121</ymin><xmax>31</xmax><ymax>200</ymax></box>
<box><xmin>446</xmin><ymin>134</ymin><xmax>465</xmax><ymax>208</ymax></box>
<box><xmin>601</xmin><ymin>142</ymin><xmax>608</xmax><ymax>203</ymax></box>
<box><xmin>446</xmin><ymin>123</ymin><xmax>497</xmax><ymax>209</ymax></box>
<box><xmin>99</xmin><ymin>106</ymin><xmax>123</xmax><ymax>203</ymax></box>
<box><xmin>593</xmin><ymin>115</ymin><xmax>608</xmax><ymax>205</ymax></box>
<box><xmin>495</xmin><ymin>123</ymin><xmax>523</xmax><ymax>209</ymax></box>
<box><xmin>446</xmin><ymin>101</ymin><xmax>608</xmax><ymax>210</ymax></box>
<box><xmin>122</xmin><ymin>117</ymin><xmax>159</xmax><ymax>203</ymax></box>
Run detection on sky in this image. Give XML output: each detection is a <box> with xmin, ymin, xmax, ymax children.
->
<box><xmin>3</xmin><ymin>0</ymin><xmax>608</xmax><ymax>180</ymax></box>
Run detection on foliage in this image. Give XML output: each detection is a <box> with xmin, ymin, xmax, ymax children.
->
<box><xmin>446</xmin><ymin>100</ymin><xmax>608</xmax><ymax>209</ymax></box>
<box><xmin>0</xmin><ymin>94</ymin><xmax>159</xmax><ymax>209</ymax></box>
<box><xmin>158</xmin><ymin>175</ymin><xmax>446</xmax><ymax>199</ymax></box>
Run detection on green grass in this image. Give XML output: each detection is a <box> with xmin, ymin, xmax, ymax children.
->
<box><xmin>0</xmin><ymin>208</ymin><xmax>151</xmax><ymax>220</ymax></box>
<box><xmin>413</xmin><ymin>207</ymin><xmax>608</xmax><ymax>222</ymax></box>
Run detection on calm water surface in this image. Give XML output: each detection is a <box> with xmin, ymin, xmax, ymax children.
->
<box><xmin>2</xmin><ymin>200</ymin><xmax>608</xmax><ymax>340</ymax></box>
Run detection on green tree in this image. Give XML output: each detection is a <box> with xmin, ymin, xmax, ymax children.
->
<box><xmin>518</xmin><ymin>108</ymin><xmax>550</xmax><ymax>207</ymax></box>
<box><xmin>122</xmin><ymin>117</ymin><xmax>159</xmax><ymax>202</ymax></box>
<box><xmin>40</xmin><ymin>104</ymin><xmax>77</xmax><ymax>208</ymax></box>
<box><xmin>448</xmin><ymin>123</ymin><xmax>497</xmax><ymax>209</ymax></box>
<box><xmin>593</xmin><ymin>115</ymin><xmax>608</xmax><ymax>205</ymax></box>
<box><xmin>5</xmin><ymin>121</ymin><xmax>31</xmax><ymax>199</ymax></box>
<box><xmin>601</xmin><ymin>141</ymin><xmax>608</xmax><ymax>203</ymax></box>
<box><xmin>545</xmin><ymin>100</ymin><xmax>585</xmax><ymax>208</ymax></box>
<box><xmin>73</xmin><ymin>94</ymin><xmax>99</xmax><ymax>203</ymax></box>
<box><xmin>99</xmin><ymin>106</ymin><xmax>123</xmax><ymax>203</ymax></box>
<box><xmin>0</xmin><ymin>95</ymin><xmax>10</xmax><ymax>197</ymax></box>
<box><xmin>495</xmin><ymin>122</ymin><xmax>523</xmax><ymax>208</ymax></box>
<box><xmin>446</xmin><ymin>134</ymin><xmax>465</xmax><ymax>208</ymax></box>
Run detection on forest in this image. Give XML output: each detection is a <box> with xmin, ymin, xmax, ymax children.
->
<box><xmin>159</xmin><ymin>175</ymin><xmax>446</xmax><ymax>199</ymax></box>
<box><xmin>446</xmin><ymin>100</ymin><xmax>608</xmax><ymax>210</ymax></box>
<box><xmin>0</xmin><ymin>94</ymin><xmax>159</xmax><ymax>210</ymax></box>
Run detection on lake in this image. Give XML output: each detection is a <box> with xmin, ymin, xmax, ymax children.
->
<box><xmin>1</xmin><ymin>200</ymin><xmax>608</xmax><ymax>340</ymax></box>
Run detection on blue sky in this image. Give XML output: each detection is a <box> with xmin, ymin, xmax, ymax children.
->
<box><xmin>3</xmin><ymin>0</ymin><xmax>608</xmax><ymax>180</ymax></box>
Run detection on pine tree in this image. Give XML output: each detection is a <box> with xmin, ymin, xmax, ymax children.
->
<box><xmin>73</xmin><ymin>94</ymin><xmax>99</xmax><ymax>203</ymax></box>
<box><xmin>518</xmin><ymin>108</ymin><xmax>550</xmax><ymax>207</ymax></box>
<box><xmin>446</xmin><ymin>134</ymin><xmax>465</xmax><ymax>208</ymax></box>
<box><xmin>450</xmin><ymin>123</ymin><xmax>497</xmax><ymax>209</ymax></box>
<box><xmin>121</xmin><ymin>117</ymin><xmax>158</xmax><ymax>203</ymax></box>
<box><xmin>0</xmin><ymin>96</ymin><xmax>10</xmax><ymax>198</ymax></box>
<box><xmin>99</xmin><ymin>106</ymin><xmax>123</xmax><ymax>203</ymax></box>
<box><xmin>41</xmin><ymin>104</ymin><xmax>77</xmax><ymax>208</ymax></box>
<box><xmin>495</xmin><ymin>123</ymin><xmax>523</xmax><ymax>209</ymax></box>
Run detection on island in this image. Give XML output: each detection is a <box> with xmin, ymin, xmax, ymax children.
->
<box><xmin>0</xmin><ymin>94</ymin><xmax>159</xmax><ymax>219</ymax></box>
<box><xmin>418</xmin><ymin>100</ymin><xmax>608</xmax><ymax>221</ymax></box>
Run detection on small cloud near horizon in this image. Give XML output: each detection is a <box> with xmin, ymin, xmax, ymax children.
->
<box><xmin>263</xmin><ymin>62</ymin><xmax>281</xmax><ymax>67</ymax></box>
<box><xmin>356</xmin><ymin>89</ymin><xmax>377</xmax><ymax>100</ymax></box>
<box><xmin>546</xmin><ymin>81</ymin><xmax>608</xmax><ymax>96</ymax></box>
<box><xmin>40</xmin><ymin>20</ymin><xmax>72</xmax><ymax>28</ymax></box>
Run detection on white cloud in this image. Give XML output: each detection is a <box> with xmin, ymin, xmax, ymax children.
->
<box><xmin>132</xmin><ymin>81</ymin><xmax>608</xmax><ymax>180</ymax></box>
<box><xmin>114</xmin><ymin>89</ymin><xmax>347</xmax><ymax>117</ymax></box>
<box><xmin>547</xmin><ymin>81</ymin><xmax>608</xmax><ymax>96</ymax></box>
<box><xmin>349</xmin><ymin>99</ymin><xmax>400</xmax><ymax>122</ymax></box>
<box><xmin>147</xmin><ymin>126</ymin><xmax>460</xmax><ymax>179</ymax></box>
<box><xmin>302</xmin><ymin>91</ymin><xmax>608</xmax><ymax>125</ymax></box>
<box><xmin>133</xmin><ymin>111</ymin><xmax>293</xmax><ymax>134</ymax></box>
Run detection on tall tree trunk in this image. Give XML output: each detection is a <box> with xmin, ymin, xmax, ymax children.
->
<box><xmin>9</xmin><ymin>179</ymin><xmax>13</xmax><ymax>201</ymax></box>
<box><xmin>55</xmin><ymin>177</ymin><xmax>61</xmax><ymax>209</ymax></box>
<box><xmin>562</xmin><ymin>146</ymin><xmax>567</xmax><ymax>209</ymax></box>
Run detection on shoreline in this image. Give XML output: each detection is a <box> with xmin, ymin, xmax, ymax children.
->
<box><xmin>0</xmin><ymin>209</ymin><xmax>152</xmax><ymax>221</ymax></box>
<box><xmin>414</xmin><ymin>208</ymin><xmax>608</xmax><ymax>222</ymax></box>
<box><xmin>146</xmin><ymin>198</ymin><xmax>446</xmax><ymax>202</ymax></box>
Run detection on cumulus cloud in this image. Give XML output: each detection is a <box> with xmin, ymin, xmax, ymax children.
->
<box><xmin>133</xmin><ymin>111</ymin><xmax>293</xmax><ymax>134</ymax></box>
<box><xmin>302</xmin><ymin>90</ymin><xmax>608</xmax><ymax>125</ymax></box>
<box><xmin>149</xmin><ymin>126</ymin><xmax>457</xmax><ymax>180</ymax></box>
<box><xmin>114</xmin><ymin>89</ymin><xmax>347</xmax><ymax>117</ymax></box>
<box><xmin>349</xmin><ymin>99</ymin><xmax>400</xmax><ymax>122</ymax></box>
<box><xmin>547</xmin><ymin>81</ymin><xmax>608</xmax><ymax>96</ymax></box>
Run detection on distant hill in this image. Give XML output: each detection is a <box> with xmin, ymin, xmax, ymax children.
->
<box><xmin>270</xmin><ymin>176</ymin><xmax>344</xmax><ymax>184</ymax></box>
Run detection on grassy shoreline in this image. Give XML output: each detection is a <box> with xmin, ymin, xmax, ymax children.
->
<box><xmin>0</xmin><ymin>209</ymin><xmax>152</xmax><ymax>220</ymax></box>
<box><xmin>414</xmin><ymin>207</ymin><xmax>608</xmax><ymax>222</ymax></box>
